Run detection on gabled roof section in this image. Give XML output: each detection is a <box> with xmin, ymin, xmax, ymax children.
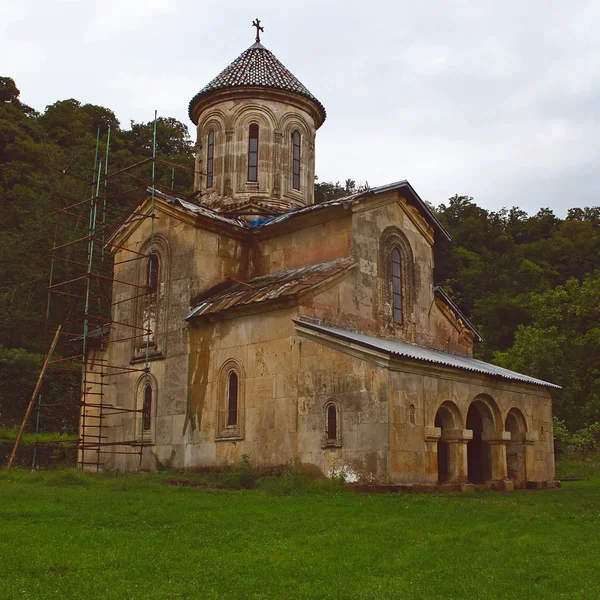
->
<box><xmin>187</xmin><ymin>258</ymin><xmax>356</xmax><ymax>319</ymax></box>
<box><xmin>295</xmin><ymin>320</ymin><xmax>560</xmax><ymax>390</ymax></box>
<box><xmin>434</xmin><ymin>286</ymin><xmax>484</xmax><ymax>342</ymax></box>
<box><xmin>189</xmin><ymin>42</ymin><xmax>326</xmax><ymax>125</ymax></box>
<box><xmin>251</xmin><ymin>181</ymin><xmax>451</xmax><ymax>242</ymax></box>
<box><xmin>151</xmin><ymin>188</ymin><xmax>249</xmax><ymax>230</ymax></box>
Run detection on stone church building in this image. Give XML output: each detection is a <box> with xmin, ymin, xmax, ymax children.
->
<box><xmin>86</xmin><ymin>33</ymin><xmax>559</xmax><ymax>489</ymax></box>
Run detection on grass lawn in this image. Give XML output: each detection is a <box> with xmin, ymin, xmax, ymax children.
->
<box><xmin>1</xmin><ymin>466</ymin><xmax>599</xmax><ymax>600</ymax></box>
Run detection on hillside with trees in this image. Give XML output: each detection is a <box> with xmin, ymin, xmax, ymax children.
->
<box><xmin>1</xmin><ymin>76</ymin><xmax>599</xmax><ymax>438</ymax></box>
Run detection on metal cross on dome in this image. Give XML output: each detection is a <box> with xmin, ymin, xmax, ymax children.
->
<box><xmin>252</xmin><ymin>18</ymin><xmax>264</xmax><ymax>43</ymax></box>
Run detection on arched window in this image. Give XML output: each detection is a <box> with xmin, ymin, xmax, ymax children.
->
<box><xmin>147</xmin><ymin>253</ymin><xmax>159</xmax><ymax>293</ymax></box>
<box><xmin>143</xmin><ymin>384</ymin><xmax>152</xmax><ymax>431</ymax></box>
<box><xmin>206</xmin><ymin>130</ymin><xmax>214</xmax><ymax>188</ymax></box>
<box><xmin>227</xmin><ymin>371</ymin><xmax>238</xmax><ymax>427</ymax></box>
<box><xmin>292</xmin><ymin>131</ymin><xmax>301</xmax><ymax>190</ymax></box>
<box><xmin>391</xmin><ymin>247</ymin><xmax>402</xmax><ymax>323</ymax></box>
<box><xmin>327</xmin><ymin>405</ymin><xmax>337</xmax><ymax>440</ymax></box>
<box><xmin>323</xmin><ymin>402</ymin><xmax>342</xmax><ymax>448</ymax></box>
<box><xmin>247</xmin><ymin>123</ymin><xmax>259</xmax><ymax>182</ymax></box>
<box><xmin>216</xmin><ymin>359</ymin><xmax>245</xmax><ymax>440</ymax></box>
<box><xmin>379</xmin><ymin>226</ymin><xmax>416</xmax><ymax>329</ymax></box>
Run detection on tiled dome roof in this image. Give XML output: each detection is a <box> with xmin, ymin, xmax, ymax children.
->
<box><xmin>188</xmin><ymin>42</ymin><xmax>326</xmax><ymax>124</ymax></box>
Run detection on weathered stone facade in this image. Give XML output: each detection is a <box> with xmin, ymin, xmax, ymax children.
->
<box><xmin>81</xmin><ymin>38</ymin><xmax>557</xmax><ymax>489</ymax></box>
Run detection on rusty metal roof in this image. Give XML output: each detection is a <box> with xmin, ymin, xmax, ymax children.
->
<box><xmin>295</xmin><ymin>320</ymin><xmax>560</xmax><ymax>389</ymax></box>
<box><xmin>250</xmin><ymin>182</ymin><xmax>451</xmax><ymax>241</ymax></box>
<box><xmin>187</xmin><ymin>258</ymin><xmax>355</xmax><ymax>319</ymax></box>
<box><xmin>189</xmin><ymin>42</ymin><xmax>326</xmax><ymax>125</ymax></box>
<box><xmin>152</xmin><ymin>188</ymin><xmax>250</xmax><ymax>229</ymax></box>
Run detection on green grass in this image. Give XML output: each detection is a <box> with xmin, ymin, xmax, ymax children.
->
<box><xmin>0</xmin><ymin>425</ymin><xmax>76</xmax><ymax>445</ymax></box>
<box><xmin>556</xmin><ymin>451</ymin><xmax>600</xmax><ymax>479</ymax></box>
<box><xmin>0</xmin><ymin>465</ymin><xmax>599</xmax><ymax>599</ymax></box>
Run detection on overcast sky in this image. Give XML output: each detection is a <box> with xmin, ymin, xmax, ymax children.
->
<box><xmin>2</xmin><ymin>0</ymin><xmax>599</xmax><ymax>216</ymax></box>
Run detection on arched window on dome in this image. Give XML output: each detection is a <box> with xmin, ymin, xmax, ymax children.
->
<box><xmin>391</xmin><ymin>247</ymin><xmax>403</xmax><ymax>324</ymax></box>
<box><xmin>206</xmin><ymin>130</ymin><xmax>214</xmax><ymax>188</ymax></box>
<box><xmin>247</xmin><ymin>123</ymin><xmax>259</xmax><ymax>182</ymax></box>
<box><xmin>292</xmin><ymin>131</ymin><xmax>301</xmax><ymax>190</ymax></box>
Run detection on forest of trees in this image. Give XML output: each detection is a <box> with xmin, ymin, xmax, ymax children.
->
<box><xmin>1</xmin><ymin>76</ymin><xmax>599</xmax><ymax>438</ymax></box>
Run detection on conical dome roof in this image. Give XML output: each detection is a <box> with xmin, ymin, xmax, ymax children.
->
<box><xmin>188</xmin><ymin>42</ymin><xmax>326</xmax><ymax>125</ymax></box>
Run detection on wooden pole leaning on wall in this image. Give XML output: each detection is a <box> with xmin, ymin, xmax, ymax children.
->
<box><xmin>7</xmin><ymin>326</ymin><xmax>62</xmax><ymax>474</ymax></box>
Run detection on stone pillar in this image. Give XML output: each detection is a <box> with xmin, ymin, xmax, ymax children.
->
<box><xmin>522</xmin><ymin>431</ymin><xmax>538</xmax><ymax>484</ymax></box>
<box><xmin>193</xmin><ymin>142</ymin><xmax>202</xmax><ymax>192</ymax></box>
<box><xmin>273</xmin><ymin>129</ymin><xmax>282</xmax><ymax>198</ymax></box>
<box><xmin>483</xmin><ymin>431</ymin><xmax>513</xmax><ymax>491</ymax></box>
<box><xmin>444</xmin><ymin>429</ymin><xmax>472</xmax><ymax>483</ymax></box>
<box><xmin>424</xmin><ymin>426</ymin><xmax>441</xmax><ymax>482</ymax></box>
<box><xmin>224</xmin><ymin>127</ymin><xmax>234</xmax><ymax>197</ymax></box>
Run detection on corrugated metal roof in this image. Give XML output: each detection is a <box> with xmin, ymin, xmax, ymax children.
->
<box><xmin>188</xmin><ymin>42</ymin><xmax>326</xmax><ymax>125</ymax></box>
<box><xmin>187</xmin><ymin>258</ymin><xmax>356</xmax><ymax>319</ymax></box>
<box><xmin>294</xmin><ymin>320</ymin><xmax>560</xmax><ymax>389</ymax></box>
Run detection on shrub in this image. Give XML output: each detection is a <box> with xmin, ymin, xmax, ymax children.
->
<box><xmin>571</xmin><ymin>422</ymin><xmax>600</xmax><ymax>452</ymax></box>
<box><xmin>553</xmin><ymin>416</ymin><xmax>571</xmax><ymax>457</ymax></box>
<box><xmin>222</xmin><ymin>454</ymin><xmax>258</xmax><ymax>489</ymax></box>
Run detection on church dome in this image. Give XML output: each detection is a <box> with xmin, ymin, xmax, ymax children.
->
<box><xmin>188</xmin><ymin>42</ymin><xmax>326</xmax><ymax>127</ymax></box>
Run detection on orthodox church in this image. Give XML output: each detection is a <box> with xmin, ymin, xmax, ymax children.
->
<box><xmin>87</xmin><ymin>26</ymin><xmax>558</xmax><ymax>489</ymax></box>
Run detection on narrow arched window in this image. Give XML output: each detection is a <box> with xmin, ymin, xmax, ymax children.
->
<box><xmin>247</xmin><ymin>123</ymin><xmax>259</xmax><ymax>182</ymax></box>
<box><xmin>327</xmin><ymin>405</ymin><xmax>337</xmax><ymax>440</ymax></box>
<box><xmin>206</xmin><ymin>130</ymin><xmax>214</xmax><ymax>188</ymax></box>
<box><xmin>292</xmin><ymin>131</ymin><xmax>301</xmax><ymax>190</ymax></box>
<box><xmin>227</xmin><ymin>371</ymin><xmax>238</xmax><ymax>426</ymax></box>
<box><xmin>391</xmin><ymin>248</ymin><xmax>402</xmax><ymax>323</ymax></box>
<box><xmin>147</xmin><ymin>253</ymin><xmax>159</xmax><ymax>293</ymax></box>
<box><xmin>143</xmin><ymin>384</ymin><xmax>152</xmax><ymax>431</ymax></box>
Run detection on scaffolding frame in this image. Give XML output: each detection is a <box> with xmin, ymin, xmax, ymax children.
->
<box><xmin>31</xmin><ymin>114</ymin><xmax>202</xmax><ymax>471</ymax></box>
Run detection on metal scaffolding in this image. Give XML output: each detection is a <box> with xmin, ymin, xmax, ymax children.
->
<box><xmin>31</xmin><ymin>114</ymin><xmax>200</xmax><ymax>470</ymax></box>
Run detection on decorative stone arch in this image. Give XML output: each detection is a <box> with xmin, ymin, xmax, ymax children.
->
<box><xmin>231</xmin><ymin>105</ymin><xmax>277</xmax><ymax>192</ymax></box>
<box><xmin>466</xmin><ymin>394</ymin><xmax>502</xmax><ymax>484</ymax></box>
<box><xmin>379</xmin><ymin>226</ymin><xmax>417</xmax><ymax>329</ymax></box>
<box><xmin>505</xmin><ymin>407</ymin><xmax>529</xmax><ymax>484</ymax></box>
<box><xmin>132</xmin><ymin>233</ymin><xmax>172</xmax><ymax>362</ymax></box>
<box><xmin>134</xmin><ymin>372</ymin><xmax>158</xmax><ymax>442</ymax></box>
<box><xmin>433</xmin><ymin>400</ymin><xmax>464</xmax><ymax>484</ymax></box>
<box><xmin>198</xmin><ymin>113</ymin><xmax>226</xmax><ymax>194</ymax></box>
<box><xmin>231</xmin><ymin>102</ymin><xmax>278</xmax><ymax>129</ymax></box>
<box><xmin>433</xmin><ymin>400</ymin><xmax>462</xmax><ymax>430</ymax></box>
<box><xmin>215</xmin><ymin>358</ymin><xmax>245</xmax><ymax>440</ymax></box>
<box><xmin>321</xmin><ymin>399</ymin><xmax>342</xmax><ymax>448</ymax></box>
<box><xmin>277</xmin><ymin>113</ymin><xmax>312</xmax><ymax>200</ymax></box>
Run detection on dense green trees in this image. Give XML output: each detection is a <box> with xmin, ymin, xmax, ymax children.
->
<box><xmin>433</xmin><ymin>196</ymin><xmax>600</xmax><ymax>430</ymax></box>
<box><xmin>0</xmin><ymin>77</ymin><xmax>193</xmax><ymax>430</ymax></box>
<box><xmin>1</xmin><ymin>76</ymin><xmax>598</xmax><ymax>433</ymax></box>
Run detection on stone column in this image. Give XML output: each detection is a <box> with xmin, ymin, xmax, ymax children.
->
<box><xmin>522</xmin><ymin>431</ymin><xmax>538</xmax><ymax>485</ymax></box>
<box><xmin>424</xmin><ymin>426</ymin><xmax>441</xmax><ymax>483</ymax></box>
<box><xmin>224</xmin><ymin>127</ymin><xmax>234</xmax><ymax>197</ymax></box>
<box><xmin>483</xmin><ymin>431</ymin><xmax>513</xmax><ymax>491</ymax></box>
<box><xmin>444</xmin><ymin>429</ymin><xmax>472</xmax><ymax>483</ymax></box>
<box><xmin>273</xmin><ymin>129</ymin><xmax>283</xmax><ymax>198</ymax></box>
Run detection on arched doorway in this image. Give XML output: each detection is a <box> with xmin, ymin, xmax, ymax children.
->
<box><xmin>505</xmin><ymin>409</ymin><xmax>527</xmax><ymax>484</ymax></box>
<box><xmin>433</xmin><ymin>402</ymin><xmax>461</xmax><ymax>484</ymax></box>
<box><xmin>466</xmin><ymin>398</ymin><xmax>498</xmax><ymax>484</ymax></box>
